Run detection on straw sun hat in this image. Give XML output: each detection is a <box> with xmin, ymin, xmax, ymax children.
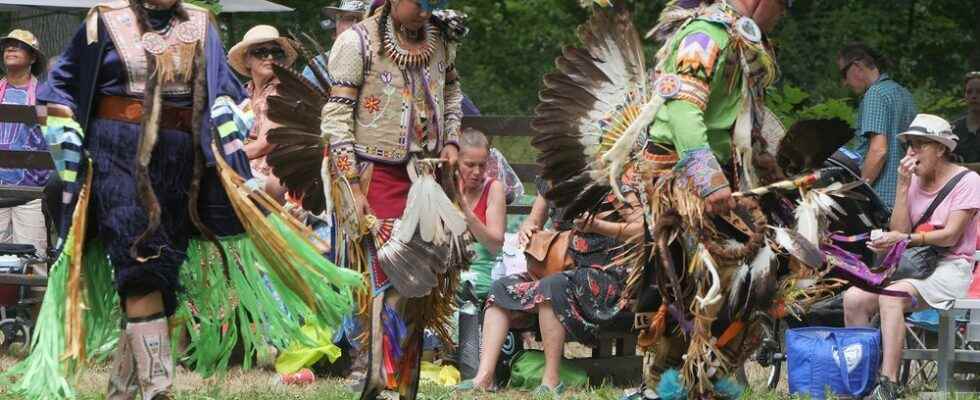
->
<box><xmin>0</xmin><ymin>29</ymin><xmax>45</xmax><ymax>76</ymax></box>
<box><xmin>227</xmin><ymin>25</ymin><xmax>297</xmax><ymax>76</ymax></box>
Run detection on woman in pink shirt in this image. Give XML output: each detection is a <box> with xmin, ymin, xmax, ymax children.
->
<box><xmin>843</xmin><ymin>114</ymin><xmax>980</xmax><ymax>399</ymax></box>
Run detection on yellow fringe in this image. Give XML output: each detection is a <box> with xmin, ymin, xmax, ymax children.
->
<box><xmin>64</xmin><ymin>163</ymin><xmax>94</xmax><ymax>363</ymax></box>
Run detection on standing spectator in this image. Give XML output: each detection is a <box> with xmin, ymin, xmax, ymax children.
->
<box><xmin>228</xmin><ymin>25</ymin><xmax>298</xmax><ymax>202</ymax></box>
<box><xmin>838</xmin><ymin>42</ymin><xmax>917</xmax><ymax>208</ymax></box>
<box><xmin>302</xmin><ymin>0</ymin><xmax>369</xmax><ymax>86</ymax></box>
<box><xmin>952</xmin><ymin>71</ymin><xmax>980</xmax><ymax>166</ymax></box>
<box><xmin>0</xmin><ymin>29</ymin><xmax>49</xmax><ymax>263</ymax></box>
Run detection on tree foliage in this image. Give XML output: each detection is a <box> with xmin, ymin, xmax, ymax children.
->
<box><xmin>224</xmin><ymin>0</ymin><xmax>976</xmax><ymax>121</ymax></box>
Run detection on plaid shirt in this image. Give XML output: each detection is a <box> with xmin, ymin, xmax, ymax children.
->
<box><xmin>854</xmin><ymin>74</ymin><xmax>917</xmax><ymax>208</ymax></box>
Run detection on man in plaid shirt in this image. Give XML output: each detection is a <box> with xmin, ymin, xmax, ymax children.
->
<box><xmin>838</xmin><ymin>43</ymin><xmax>917</xmax><ymax>208</ymax></box>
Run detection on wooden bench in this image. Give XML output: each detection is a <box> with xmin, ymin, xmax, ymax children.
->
<box><xmin>461</xmin><ymin>115</ymin><xmax>642</xmax><ymax>386</ymax></box>
<box><xmin>0</xmin><ymin>105</ymin><xmax>55</xmax><ymax>288</ymax></box>
<box><xmin>901</xmin><ymin>251</ymin><xmax>980</xmax><ymax>397</ymax></box>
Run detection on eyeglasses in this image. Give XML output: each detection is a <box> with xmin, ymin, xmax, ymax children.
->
<box><xmin>839</xmin><ymin>59</ymin><xmax>857</xmax><ymax>80</ymax></box>
<box><xmin>248</xmin><ymin>46</ymin><xmax>286</xmax><ymax>61</ymax></box>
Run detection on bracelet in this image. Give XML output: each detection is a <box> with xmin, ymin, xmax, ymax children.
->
<box><xmin>919</xmin><ymin>233</ymin><xmax>926</xmax><ymax>246</ymax></box>
<box><xmin>907</xmin><ymin>233</ymin><xmax>912</xmax><ymax>242</ymax></box>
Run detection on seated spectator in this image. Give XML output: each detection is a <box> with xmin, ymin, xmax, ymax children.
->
<box><xmin>843</xmin><ymin>114</ymin><xmax>980</xmax><ymax>400</ymax></box>
<box><xmin>0</xmin><ymin>29</ymin><xmax>50</xmax><ymax>265</ymax></box>
<box><xmin>228</xmin><ymin>25</ymin><xmax>298</xmax><ymax>202</ymax></box>
<box><xmin>953</xmin><ymin>71</ymin><xmax>980</xmax><ymax>166</ymax></box>
<box><xmin>457</xmin><ymin>128</ymin><xmax>507</xmax><ymax>299</ymax></box>
<box><xmin>458</xmin><ymin>178</ymin><xmax>642</xmax><ymax>395</ymax></box>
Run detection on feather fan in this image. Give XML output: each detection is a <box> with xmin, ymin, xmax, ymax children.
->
<box><xmin>264</xmin><ymin>63</ymin><xmax>329</xmax><ymax>214</ymax></box>
<box><xmin>770</xmin><ymin>226</ymin><xmax>824</xmax><ymax>269</ymax></box>
<box><xmin>392</xmin><ymin>167</ymin><xmax>467</xmax><ymax>245</ymax></box>
<box><xmin>726</xmin><ymin>245</ymin><xmax>776</xmax><ymax>319</ymax></box>
<box><xmin>376</xmin><ymin>235</ymin><xmax>444</xmax><ymax>298</ymax></box>
<box><xmin>531</xmin><ymin>2</ymin><xmax>650</xmax><ymax>214</ymax></box>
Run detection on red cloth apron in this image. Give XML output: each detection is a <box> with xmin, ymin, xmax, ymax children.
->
<box><xmin>366</xmin><ymin>163</ymin><xmax>412</xmax><ymax>220</ymax></box>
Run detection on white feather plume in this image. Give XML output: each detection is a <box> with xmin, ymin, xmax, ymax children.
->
<box><xmin>795</xmin><ymin>189</ymin><xmax>846</xmax><ymax>246</ymax></box>
<box><xmin>603</xmin><ymin>94</ymin><xmax>664</xmax><ymax>200</ymax></box>
<box><xmin>734</xmin><ymin>82</ymin><xmax>758</xmax><ymax>191</ymax></box>
<box><xmin>393</xmin><ymin>172</ymin><xmax>467</xmax><ymax>245</ymax></box>
<box><xmin>696</xmin><ymin>245</ymin><xmax>722</xmax><ymax>309</ymax></box>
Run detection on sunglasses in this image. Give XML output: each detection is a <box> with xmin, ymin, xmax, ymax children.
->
<box><xmin>2</xmin><ymin>41</ymin><xmax>31</xmax><ymax>53</ymax></box>
<box><xmin>248</xmin><ymin>46</ymin><xmax>286</xmax><ymax>61</ymax></box>
<box><xmin>336</xmin><ymin>14</ymin><xmax>361</xmax><ymax>23</ymax></box>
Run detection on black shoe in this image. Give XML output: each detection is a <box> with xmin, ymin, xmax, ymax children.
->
<box><xmin>868</xmin><ymin>376</ymin><xmax>901</xmax><ymax>400</ymax></box>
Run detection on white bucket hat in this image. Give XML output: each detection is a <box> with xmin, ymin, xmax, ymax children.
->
<box><xmin>321</xmin><ymin>0</ymin><xmax>369</xmax><ymax>30</ymax></box>
<box><xmin>227</xmin><ymin>25</ymin><xmax>297</xmax><ymax>76</ymax></box>
<box><xmin>897</xmin><ymin>114</ymin><xmax>959</xmax><ymax>152</ymax></box>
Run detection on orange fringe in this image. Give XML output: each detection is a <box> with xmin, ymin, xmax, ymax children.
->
<box><xmin>65</xmin><ymin>163</ymin><xmax>94</xmax><ymax>363</ymax></box>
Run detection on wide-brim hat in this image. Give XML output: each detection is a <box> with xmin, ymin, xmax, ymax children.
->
<box><xmin>322</xmin><ymin>0</ymin><xmax>369</xmax><ymax>18</ymax></box>
<box><xmin>1</xmin><ymin>29</ymin><xmax>44</xmax><ymax>77</ymax></box>
<box><xmin>897</xmin><ymin>113</ymin><xmax>959</xmax><ymax>152</ymax></box>
<box><xmin>227</xmin><ymin>25</ymin><xmax>297</xmax><ymax>76</ymax></box>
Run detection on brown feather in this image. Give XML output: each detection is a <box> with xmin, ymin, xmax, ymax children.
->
<box><xmin>265</xmin><ymin>127</ymin><xmax>322</xmax><ymax>146</ymax></box>
<box><xmin>531</xmin><ymin>4</ymin><xmax>648</xmax><ymax>217</ymax></box>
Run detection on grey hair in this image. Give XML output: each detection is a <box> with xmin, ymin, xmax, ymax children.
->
<box><xmin>965</xmin><ymin>71</ymin><xmax>980</xmax><ymax>85</ymax></box>
<box><xmin>459</xmin><ymin>127</ymin><xmax>490</xmax><ymax>151</ymax></box>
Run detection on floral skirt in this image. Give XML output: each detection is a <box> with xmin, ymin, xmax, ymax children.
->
<box><xmin>487</xmin><ymin>232</ymin><xmax>628</xmax><ymax>346</ymax></box>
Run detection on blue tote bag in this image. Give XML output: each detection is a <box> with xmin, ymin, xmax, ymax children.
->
<box><xmin>786</xmin><ymin>327</ymin><xmax>881</xmax><ymax>399</ymax></box>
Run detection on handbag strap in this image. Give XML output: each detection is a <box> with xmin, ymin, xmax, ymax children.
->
<box><xmin>831</xmin><ymin>331</ymin><xmax>873</xmax><ymax>396</ymax></box>
<box><xmin>913</xmin><ymin>170</ymin><xmax>971</xmax><ymax>229</ymax></box>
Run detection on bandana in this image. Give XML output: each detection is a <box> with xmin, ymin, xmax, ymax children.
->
<box><xmin>417</xmin><ymin>0</ymin><xmax>448</xmax><ymax>12</ymax></box>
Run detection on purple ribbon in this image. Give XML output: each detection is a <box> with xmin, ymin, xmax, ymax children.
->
<box><xmin>381</xmin><ymin>304</ymin><xmax>407</xmax><ymax>360</ymax></box>
<box><xmin>667</xmin><ymin>304</ymin><xmax>693</xmax><ymax>335</ymax></box>
<box><xmin>878</xmin><ymin>239</ymin><xmax>910</xmax><ymax>270</ymax></box>
<box><xmin>821</xmin><ymin>241</ymin><xmax>917</xmax><ymax>306</ymax></box>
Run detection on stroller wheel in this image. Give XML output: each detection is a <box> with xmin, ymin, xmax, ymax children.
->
<box><xmin>0</xmin><ymin>318</ymin><xmax>31</xmax><ymax>355</ymax></box>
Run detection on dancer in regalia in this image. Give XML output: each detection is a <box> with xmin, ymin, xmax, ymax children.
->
<box><xmin>2</xmin><ymin>1</ymin><xmax>362</xmax><ymax>399</ymax></box>
<box><xmin>529</xmin><ymin>1</ymin><xmax>889</xmax><ymax>399</ymax></box>
<box><xmin>258</xmin><ymin>0</ymin><xmax>471</xmax><ymax>398</ymax></box>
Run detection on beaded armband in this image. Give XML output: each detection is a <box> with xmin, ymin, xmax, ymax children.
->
<box><xmin>675</xmin><ymin>147</ymin><xmax>729</xmax><ymax>198</ymax></box>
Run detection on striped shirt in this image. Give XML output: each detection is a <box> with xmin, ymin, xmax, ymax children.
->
<box><xmin>854</xmin><ymin>74</ymin><xmax>917</xmax><ymax>208</ymax></box>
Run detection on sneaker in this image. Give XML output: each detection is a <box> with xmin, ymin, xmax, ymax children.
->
<box><xmin>456</xmin><ymin>379</ymin><xmax>498</xmax><ymax>392</ymax></box>
<box><xmin>532</xmin><ymin>381</ymin><xmax>566</xmax><ymax>398</ymax></box>
<box><xmin>621</xmin><ymin>385</ymin><xmax>661</xmax><ymax>400</ymax></box>
<box><xmin>868</xmin><ymin>376</ymin><xmax>901</xmax><ymax>400</ymax></box>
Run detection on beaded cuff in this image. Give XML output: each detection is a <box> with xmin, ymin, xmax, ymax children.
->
<box><xmin>675</xmin><ymin>147</ymin><xmax>729</xmax><ymax>198</ymax></box>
